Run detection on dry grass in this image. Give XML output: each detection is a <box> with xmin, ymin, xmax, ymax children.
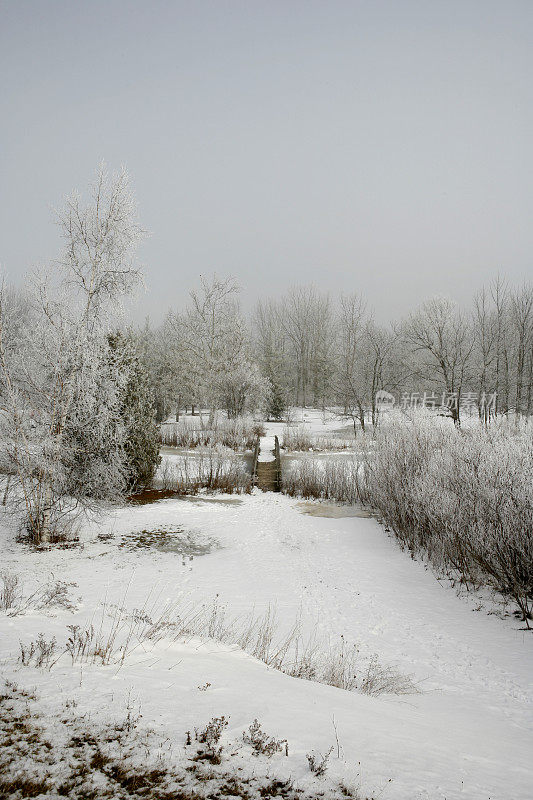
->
<box><xmin>184</xmin><ymin>598</ymin><xmax>418</xmax><ymax>697</ymax></box>
<box><xmin>15</xmin><ymin>594</ymin><xmax>417</xmax><ymax>697</ymax></box>
<box><xmin>156</xmin><ymin>447</ymin><xmax>252</xmax><ymax>495</ymax></box>
<box><xmin>0</xmin><ymin>572</ymin><xmax>19</xmax><ymax>611</ymax></box>
<box><xmin>0</xmin><ymin>573</ymin><xmax>77</xmax><ymax>616</ymax></box>
<box><xmin>161</xmin><ymin>416</ymin><xmax>264</xmax><ymax>451</ymax></box>
<box><xmin>282</xmin><ymin>425</ymin><xmax>355</xmax><ymax>452</ymax></box>
<box><xmin>282</xmin><ymin>457</ymin><xmax>363</xmax><ymax>505</ymax></box>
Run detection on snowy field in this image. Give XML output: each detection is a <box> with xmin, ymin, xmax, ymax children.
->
<box><xmin>1</xmin><ymin>491</ymin><xmax>531</xmax><ymax>799</ymax></box>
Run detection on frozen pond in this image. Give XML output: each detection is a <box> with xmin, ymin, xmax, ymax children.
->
<box><xmin>295</xmin><ymin>501</ymin><xmax>373</xmax><ymax>518</ymax></box>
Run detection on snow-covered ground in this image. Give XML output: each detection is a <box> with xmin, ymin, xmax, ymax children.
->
<box><xmin>265</xmin><ymin>408</ymin><xmax>354</xmax><ymax>438</ymax></box>
<box><xmin>283</xmin><ymin>408</ymin><xmax>353</xmax><ymax>434</ymax></box>
<box><xmin>1</xmin><ymin>492</ymin><xmax>532</xmax><ymax>799</ymax></box>
<box><xmin>257</xmin><ymin>435</ymin><xmax>276</xmax><ymax>462</ymax></box>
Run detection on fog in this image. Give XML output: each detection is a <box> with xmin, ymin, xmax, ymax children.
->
<box><xmin>1</xmin><ymin>0</ymin><xmax>532</xmax><ymax>322</ymax></box>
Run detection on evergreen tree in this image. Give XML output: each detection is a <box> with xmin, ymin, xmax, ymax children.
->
<box><xmin>266</xmin><ymin>375</ymin><xmax>286</xmax><ymax>420</ymax></box>
<box><xmin>109</xmin><ymin>332</ymin><xmax>161</xmax><ymax>489</ymax></box>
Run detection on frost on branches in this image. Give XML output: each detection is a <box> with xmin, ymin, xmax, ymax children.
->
<box><xmin>0</xmin><ymin>166</ymin><xmax>146</xmax><ymax>544</ymax></box>
<box><xmin>163</xmin><ymin>276</ymin><xmax>270</xmax><ymax>422</ymax></box>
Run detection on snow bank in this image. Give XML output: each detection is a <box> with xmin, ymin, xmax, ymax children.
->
<box><xmin>1</xmin><ymin>493</ymin><xmax>532</xmax><ymax>799</ymax></box>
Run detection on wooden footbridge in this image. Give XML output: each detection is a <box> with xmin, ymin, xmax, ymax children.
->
<box><xmin>252</xmin><ymin>435</ymin><xmax>282</xmax><ymax>492</ymax></box>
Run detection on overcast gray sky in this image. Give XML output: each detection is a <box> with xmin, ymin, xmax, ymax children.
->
<box><xmin>1</xmin><ymin>0</ymin><xmax>532</xmax><ymax>322</ymax></box>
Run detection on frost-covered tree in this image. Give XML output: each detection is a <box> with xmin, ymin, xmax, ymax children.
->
<box><xmin>254</xmin><ymin>299</ymin><xmax>293</xmax><ymax>410</ymax></box>
<box><xmin>336</xmin><ymin>293</ymin><xmax>367</xmax><ymax>432</ymax></box>
<box><xmin>265</xmin><ymin>375</ymin><xmax>287</xmax><ymax>421</ymax></box>
<box><xmin>182</xmin><ymin>276</ymin><xmax>241</xmax><ymax>418</ymax></box>
<box><xmin>280</xmin><ymin>286</ymin><xmax>336</xmax><ymax>407</ymax></box>
<box><xmin>215</xmin><ymin>360</ymin><xmax>270</xmax><ymax>418</ymax></box>
<box><xmin>254</xmin><ymin>286</ymin><xmax>337</xmax><ymax>408</ymax></box>
<box><xmin>137</xmin><ymin>318</ymin><xmax>191</xmax><ymax>423</ymax></box>
<box><xmin>176</xmin><ymin>275</ymin><xmax>268</xmax><ymax>419</ymax></box>
<box><xmin>335</xmin><ymin>294</ymin><xmax>406</xmax><ymax>432</ymax></box>
<box><xmin>469</xmin><ymin>279</ymin><xmax>533</xmax><ymax>418</ymax></box>
<box><xmin>364</xmin><ymin>322</ymin><xmax>408</xmax><ymax>426</ymax></box>
<box><xmin>510</xmin><ymin>284</ymin><xmax>533</xmax><ymax>416</ymax></box>
<box><xmin>404</xmin><ymin>297</ymin><xmax>475</xmax><ymax>425</ymax></box>
<box><xmin>0</xmin><ymin>165</ymin><xmax>144</xmax><ymax>543</ymax></box>
<box><xmin>161</xmin><ymin>310</ymin><xmax>204</xmax><ymax>418</ymax></box>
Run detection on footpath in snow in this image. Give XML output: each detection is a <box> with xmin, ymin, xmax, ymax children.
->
<box><xmin>1</xmin><ymin>492</ymin><xmax>532</xmax><ymax>799</ymax></box>
<box><xmin>257</xmin><ymin>434</ymin><xmax>276</xmax><ymax>462</ymax></box>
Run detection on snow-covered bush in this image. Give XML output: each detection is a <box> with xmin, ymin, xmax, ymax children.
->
<box><xmin>307</xmin><ymin>748</ymin><xmax>333</xmax><ymax>777</ymax></box>
<box><xmin>242</xmin><ymin>719</ymin><xmax>287</xmax><ymax>757</ymax></box>
<box><xmin>282</xmin><ymin>457</ymin><xmax>362</xmax><ymax>504</ymax></box>
<box><xmin>194</xmin><ymin>716</ymin><xmax>228</xmax><ymax>764</ymax></box>
<box><xmin>156</xmin><ymin>447</ymin><xmax>252</xmax><ymax>494</ymax></box>
<box><xmin>0</xmin><ymin>574</ymin><xmax>76</xmax><ymax>615</ymax></box>
<box><xmin>281</xmin><ymin>425</ymin><xmax>313</xmax><ymax>451</ymax></box>
<box><xmin>161</xmin><ymin>415</ymin><xmax>263</xmax><ymax>451</ymax></box>
<box><xmin>281</xmin><ymin>425</ymin><xmax>354</xmax><ymax>452</ymax></box>
<box><xmin>360</xmin><ymin>411</ymin><xmax>533</xmax><ymax>624</ymax></box>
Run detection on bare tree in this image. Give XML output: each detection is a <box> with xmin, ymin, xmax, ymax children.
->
<box><xmin>336</xmin><ymin>293</ymin><xmax>367</xmax><ymax>433</ymax></box>
<box><xmin>490</xmin><ymin>277</ymin><xmax>511</xmax><ymax>414</ymax></box>
<box><xmin>510</xmin><ymin>284</ymin><xmax>533</xmax><ymax>417</ymax></box>
<box><xmin>336</xmin><ymin>294</ymin><xmax>407</xmax><ymax>432</ymax></box>
<box><xmin>277</xmin><ymin>286</ymin><xmax>336</xmax><ymax>407</ymax></box>
<box><xmin>404</xmin><ymin>297</ymin><xmax>475</xmax><ymax>424</ymax></box>
<box><xmin>253</xmin><ymin>299</ymin><xmax>293</xmax><ymax>417</ymax></box>
<box><xmin>473</xmin><ymin>286</ymin><xmax>498</xmax><ymax>422</ymax></box>
<box><xmin>365</xmin><ymin>322</ymin><xmax>408</xmax><ymax>426</ymax></box>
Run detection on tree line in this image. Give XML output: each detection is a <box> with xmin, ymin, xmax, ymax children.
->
<box><xmin>143</xmin><ymin>277</ymin><xmax>533</xmax><ymax>428</ymax></box>
<box><xmin>1</xmin><ymin>164</ymin><xmax>531</xmax><ymax>545</ymax></box>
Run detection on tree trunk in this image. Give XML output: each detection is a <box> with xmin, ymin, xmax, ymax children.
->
<box><xmin>40</xmin><ymin>481</ymin><xmax>53</xmax><ymax>544</ymax></box>
<box><xmin>2</xmin><ymin>476</ymin><xmax>10</xmax><ymax>506</ymax></box>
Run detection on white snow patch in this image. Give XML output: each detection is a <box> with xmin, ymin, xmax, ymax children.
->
<box><xmin>1</xmin><ymin>493</ymin><xmax>532</xmax><ymax>799</ymax></box>
<box><xmin>257</xmin><ymin>435</ymin><xmax>276</xmax><ymax>462</ymax></box>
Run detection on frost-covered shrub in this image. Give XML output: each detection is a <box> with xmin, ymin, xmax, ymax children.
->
<box><xmin>161</xmin><ymin>415</ymin><xmax>263</xmax><ymax>451</ymax></box>
<box><xmin>282</xmin><ymin>425</ymin><xmax>354</xmax><ymax>452</ymax></box>
<box><xmin>194</xmin><ymin>716</ymin><xmax>228</xmax><ymax>764</ymax></box>
<box><xmin>242</xmin><ymin>720</ymin><xmax>287</xmax><ymax>757</ymax></box>
<box><xmin>281</xmin><ymin>425</ymin><xmax>313</xmax><ymax>451</ymax></box>
<box><xmin>19</xmin><ymin>634</ymin><xmax>57</xmax><ymax>669</ymax></box>
<box><xmin>307</xmin><ymin>748</ymin><xmax>333</xmax><ymax>776</ymax></box>
<box><xmin>283</xmin><ymin>412</ymin><xmax>533</xmax><ymax>622</ymax></box>
<box><xmin>155</xmin><ymin>446</ymin><xmax>252</xmax><ymax>494</ymax></box>
<box><xmin>282</xmin><ymin>457</ymin><xmax>362</xmax><ymax>504</ymax></box>
<box><xmin>360</xmin><ymin>412</ymin><xmax>533</xmax><ymax>623</ymax></box>
<box><xmin>1</xmin><ymin>574</ymin><xmax>76</xmax><ymax>615</ymax></box>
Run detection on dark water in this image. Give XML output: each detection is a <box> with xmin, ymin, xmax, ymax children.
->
<box><xmin>119</xmin><ymin>527</ymin><xmax>219</xmax><ymax>556</ymax></box>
